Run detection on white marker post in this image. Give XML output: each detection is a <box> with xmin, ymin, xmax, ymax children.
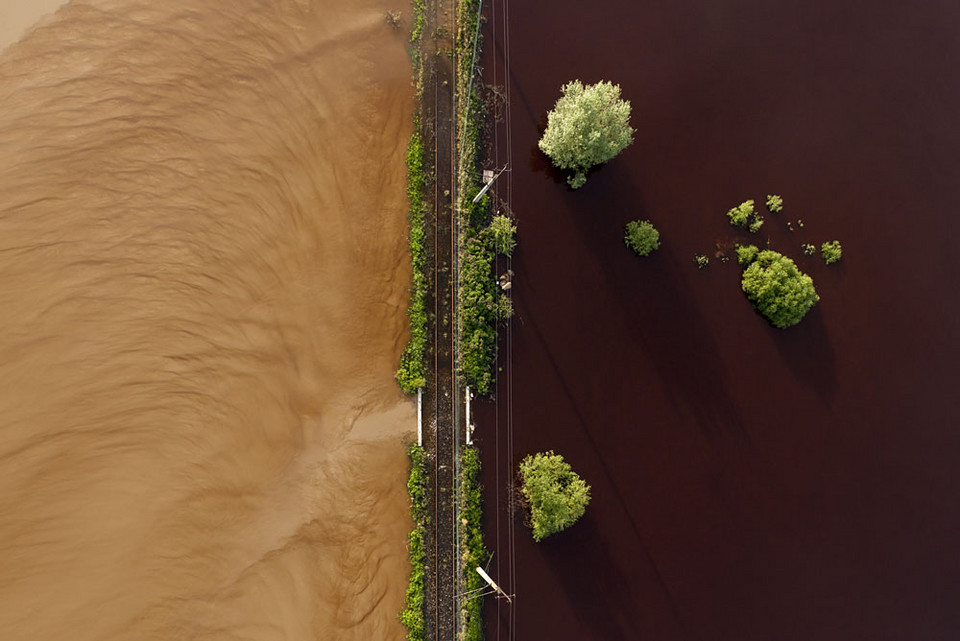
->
<box><xmin>465</xmin><ymin>386</ymin><xmax>472</xmax><ymax>444</ymax></box>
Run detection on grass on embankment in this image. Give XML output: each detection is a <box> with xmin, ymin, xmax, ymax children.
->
<box><xmin>401</xmin><ymin>442</ymin><xmax>429</xmax><ymax>640</ymax></box>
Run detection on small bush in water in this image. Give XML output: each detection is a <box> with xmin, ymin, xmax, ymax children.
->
<box><xmin>624</xmin><ymin>219</ymin><xmax>660</xmax><ymax>256</ymax></box>
<box><xmin>821</xmin><ymin>240</ymin><xmax>842</xmax><ymax>264</ymax></box>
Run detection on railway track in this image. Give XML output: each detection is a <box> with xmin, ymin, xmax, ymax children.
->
<box><xmin>422</xmin><ymin>0</ymin><xmax>459</xmax><ymax>640</ymax></box>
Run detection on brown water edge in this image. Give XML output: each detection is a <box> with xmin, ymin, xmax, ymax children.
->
<box><xmin>0</xmin><ymin>0</ymin><xmax>67</xmax><ymax>52</ymax></box>
<box><xmin>0</xmin><ymin>1</ymin><xmax>417</xmax><ymax>639</ymax></box>
<box><xmin>476</xmin><ymin>1</ymin><xmax>960</xmax><ymax>640</ymax></box>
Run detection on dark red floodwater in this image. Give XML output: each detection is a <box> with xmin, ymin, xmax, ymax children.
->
<box><xmin>474</xmin><ymin>1</ymin><xmax>960</xmax><ymax>640</ymax></box>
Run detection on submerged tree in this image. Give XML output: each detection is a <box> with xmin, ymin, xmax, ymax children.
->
<box><xmin>727</xmin><ymin>199</ymin><xmax>764</xmax><ymax>233</ymax></box>
<box><xmin>735</xmin><ymin>243</ymin><xmax>759</xmax><ymax>266</ymax></box>
<box><xmin>624</xmin><ymin>219</ymin><xmax>660</xmax><ymax>256</ymax></box>
<box><xmin>741</xmin><ymin>250</ymin><xmax>819</xmax><ymax>328</ymax></box>
<box><xmin>519</xmin><ymin>451</ymin><xmax>591</xmax><ymax>542</ymax></box>
<box><xmin>538</xmin><ymin>80</ymin><xmax>634</xmax><ymax>189</ymax></box>
<box><xmin>821</xmin><ymin>240</ymin><xmax>842</xmax><ymax>264</ymax></box>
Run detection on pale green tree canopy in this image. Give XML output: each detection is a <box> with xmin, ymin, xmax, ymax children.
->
<box><xmin>741</xmin><ymin>250</ymin><xmax>819</xmax><ymax>328</ymax></box>
<box><xmin>519</xmin><ymin>450</ymin><xmax>591</xmax><ymax>542</ymax></box>
<box><xmin>538</xmin><ymin>80</ymin><xmax>634</xmax><ymax>189</ymax></box>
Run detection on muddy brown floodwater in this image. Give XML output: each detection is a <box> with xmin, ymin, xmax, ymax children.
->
<box><xmin>0</xmin><ymin>1</ymin><xmax>416</xmax><ymax>640</ymax></box>
<box><xmin>478</xmin><ymin>1</ymin><xmax>960</xmax><ymax>640</ymax></box>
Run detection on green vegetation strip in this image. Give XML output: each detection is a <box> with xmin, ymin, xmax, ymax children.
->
<box><xmin>409</xmin><ymin>0</ymin><xmax>425</xmax><ymax>75</ymax></box>
<box><xmin>455</xmin><ymin>0</ymin><xmax>505</xmax><ymax>396</ymax></box>
<box><xmin>396</xmin><ymin>0</ymin><xmax>429</xmax><ymax>394</ymax></box>
<box><xmin>401</xmin><ymin>443</ymin><xmax>429</xmax><ymax>640</ymax></box>
<box><xmin>459</xmin><ymin>446</ymin><xmax>491</xmax><ymax>641</ymax></box>
<box><xmin>454</xmin><ymin>7</ymin><xmax>495</xmax><ymax>641</ymax></box>
<box><xmin>397</xmin><ymin>127</ymin><xmax>428</xmax><ymax>393</ymax></box>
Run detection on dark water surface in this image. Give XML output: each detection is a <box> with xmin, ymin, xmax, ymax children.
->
<box><xmin>476</xmin><ymin>1</ymin><xmax>960</xmax><ymax>639</ymax></box>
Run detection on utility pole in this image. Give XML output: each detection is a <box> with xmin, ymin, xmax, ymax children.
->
<box><xmin>475</xmin><ymin>566</ymin><xmax>512</xmax><ymax>603</ymax></box>
<box><xmin>471</xmin><ymin>165</ymin><xmax>507</xmax><ymax>204</ymax></box>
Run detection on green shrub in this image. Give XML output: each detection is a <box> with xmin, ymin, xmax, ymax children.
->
<box><xmin>695</xmin><ymin>254</ymin><xmax>710</xmax><ymax>269</ymax></box>
<box><xmin>489</xmin><ymin>214</ymin><xmax>516</xmax><ymax>256</ymax></box>
<box><xmin>735</xmin><ymin>244</ymin><xmax>759</xmax><ymax>266</ymax></box>
<box><xmin>741</xmin><ymin>250</ymin><xmax>819</xmax><ymax>328</ymax></box>
<box><xmin>766</xmin><ymin>194</ymin><xmax>783</xmax><ymax>212</ymax></box>
<box><xmin>624</xmin><ymin>220</ymin><xmax>660</xmax><ymax>256</ymax></box>
<box><xmin>496</xmin><ymin>294</ymin><xmax>514</xmax><ymax>321</ymax></box>
<box><xmin>519</xmin><ymin>451</ymin><xmax>591</xmax><ymax>542</ymax></box>
<box><xmin>821</xmin><ymin>240</ymin><xmax>842</xmax><ymax>264</ymax></box>
<box><xmin>801</xmin><ymin>243</ymin><xmax>816</xmax><ymax>256</ymax></box>
<box><xmin>727</xmin><ymin>199</ymin><xmax>764</xmax><ymax>232</ymax></box>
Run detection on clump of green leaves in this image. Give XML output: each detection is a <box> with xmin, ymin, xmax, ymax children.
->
<box><xmin>801</xmin><ymin>243</ymin><xmax>816</xmax><ymax>256</ymax></box>
<box><xmin>741</xmin><ymin>250</ymin><xmax>819</xmax><ymax>328</ymax></box>
<box><xmin>766</xmin><ymin>194</ymin><xmax>783</xmax><ymax>212</ymax></box>
<box><xmin>519</xmin><ymin>451</ymin><xmax>591</xmax><ymax>542</ymax></box>
<box><xmin>695</xmin><ymin>254</ymin><xmax>710</xmax><ymax>269</ymax></box>
<box><xmin>538</xmin><ymin>80</ymin><xmax>634</xmax><ymax>189</ymax></box>
<box><xmin>735</xmin><ymin>244</ymin><xmax>759</xmax><ymax>266</ymax></box>
<box><xmin>496</xmin><ymin>293</ymin><xmax>514</xmax><ymax>321</ymax></box>
<box><xmin>624</xmin><ymin>219</ymin><xmax>660</xmax><ymax>256</ymax></box>
<box><xmin>727</xmin><ymin>199</ymin><xmax>764</xmax><ymax>233</ymax></box>
<box><xmin>489</xmin><ymin>214</ymin><xmax>516</xmax><ymax>256</ymax></box>
<box><xmin>821</xmin><ymin>240</ymin><xmax>842</xmax><ymax>264</ymax></box>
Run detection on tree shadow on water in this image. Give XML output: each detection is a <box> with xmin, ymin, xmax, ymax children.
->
<box><xmin>562</xmin><ymin>167</ymin><xmax>751</xmax><ymax>447</ymax></box>
<box><xmin>771</xmin><ymin>306</ymin><xmax>837</xmax><ymax>404</ymax></box>
<box><xmin>546</xmin><ymin>518</ymin><xmax>635</xmax><ymax>641</ymax></box>
<box><xmin>527</xmin><ymin>115</ymin><xmax>603</xmax><ymax>189</ymax></box>
<box><xmin>528</xmin><ymin>128</ymin><xmax>569</xmax><ymax>187</ymax></box>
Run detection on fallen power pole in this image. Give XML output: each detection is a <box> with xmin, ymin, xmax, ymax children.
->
<box><xmin>475</xmin><ymin>566</ymin><xmax>513</xmax><ymax>603</ymax></box>
<box><xmin>471</xmin><ymin>165</ymin><xmax>508</xmax><ymax>204</ymax></box>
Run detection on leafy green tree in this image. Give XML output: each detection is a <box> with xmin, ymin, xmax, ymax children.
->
<box><xmin>727</xmin><ymin>199</ymin><xmax>764</xmax><ymax>232</ymax></box>
<box><xmin>488</xmin><ymin>214</ymin><xmax>516</xmax><ymax>256</ymax></box>
<box><xmin>538</xmin><ymin>80</ymin><xmax>634</xmax><ymax>189</ymax></box>
<box><xmin>735</xmin><ymin>244</ymin><xmax>759</xmax><ymax>266</ymax></box>
<box><xmin>741</xmin><ymin>250</ymin><xmax>819</xmax><ymax>328</ymax></box>
<box><xmin>766</xmin><ymin>194</ymin><xmax>783</xmax><ymax>212</ymax></box>
<box><xmin>624</xmin><ymin>219</ymin><xmax>660</xmax><ymax>256</ymax></box>
<box><xmin>519</xmin><ymin>451</ymin><xmax>591</xmax><ymax>542</ymax></box>
<box><xmin>821</xmin><ymin>240</ymin><xmax>842</xmax><ymax>264</ymax></box>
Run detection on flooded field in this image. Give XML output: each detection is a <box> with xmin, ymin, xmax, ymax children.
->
<box><xmin>0</xmin><ymin>1</ymin><xmax>415</xmax><ymax>639</ymax></box>
<box><xmin>478</xmin><ymin>1</ymin><xmax>960</xmax><ymax>639</ymax></box>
